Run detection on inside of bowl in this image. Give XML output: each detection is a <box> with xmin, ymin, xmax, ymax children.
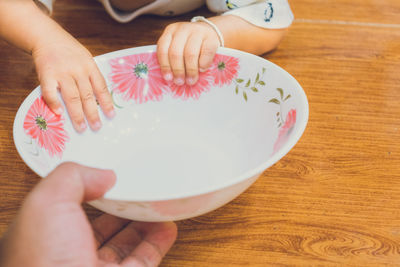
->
<box><xmin>61</xmin><ymin>87</ymin><xmax>277</xmax><ymax>200</ymax></box>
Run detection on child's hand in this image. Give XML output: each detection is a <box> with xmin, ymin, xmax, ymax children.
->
<box><xmin>157</xmin><ymin>21</ymin><xmax>220</xmax><ymax>86</ymax></box>
<box><xmin>32</xmin><ymin>34</ymin><xmax>115</xmax><ymax>132</ymax></box>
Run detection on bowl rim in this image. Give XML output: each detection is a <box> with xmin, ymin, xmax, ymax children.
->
<box><xmin>13</xmin><ymin>45</ymin><xmax>309</xmax><ymax>202</ymax></box>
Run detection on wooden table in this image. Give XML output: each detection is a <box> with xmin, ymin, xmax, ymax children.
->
<box><xmin>1</xmin><ymin>0</ymin><xmax>400</xmax><ymax>266</ymax></box>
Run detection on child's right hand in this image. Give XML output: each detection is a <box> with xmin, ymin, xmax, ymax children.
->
<box><xmin>32</xmin><ymin>32</ymin><xmax>115</xmax><ymax>132</ymax></box>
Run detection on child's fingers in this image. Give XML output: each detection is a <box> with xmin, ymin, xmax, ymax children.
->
<box><xmin>198</xmin><ymin>37</ymin><xmax>219</xmax><ymax>72</ymax></box>
<box><xmin>90</xmin><ymin>69</ymin><xmax>115</xmax><ymax>118</ymax></box>
<box><xmin>168</xmin><ymin>30</ymin><xmax>189</xmax><ymax>85</ymax></box>
<box><xmin>40</xmin><ymin>78</ymin><xmax>63</xmax><ymax>115</ymax></box>
<box><xmin>76</xmin><ymin>77</ymin><xmax>101</xmax><ymax>131</ymax></box>
<box><xmin>59</xmin><ymin>77</ymin><xmax>87</xmax><ymax>132</ymax></box>
<box><xmin>157</xmin><ymin>32</ymin><xmax>173</xmax><ymax>82</ymax></box>
<box><xmin>184</xmin><ymin>34</ymin><xmax>203</xmax><ymax>85</ymax></box>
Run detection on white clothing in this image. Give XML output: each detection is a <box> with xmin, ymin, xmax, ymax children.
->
<box><xmin>35</xmin><ymin>0</ymin><xmax>54</xmax><ymax>14</ymax></box>
<box><xmin>36</xmin><ymin>0</ymin><xmax>293</xmax><ymax>29</ymax></box>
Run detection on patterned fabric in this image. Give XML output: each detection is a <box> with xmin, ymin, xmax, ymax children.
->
<box><xmin>214</xmin><ymin>0</ymin><xmax>294</xmax><ymax>29</ymax></box>
<box><xmin>34</xmin><ymin>0</ymin><xmax>54</xmax><ymax>14</ymax></box>
<box><xmin>37</xmin><ymin>0</ymin><xmax>293</xmax><ymax>28</ymax></box>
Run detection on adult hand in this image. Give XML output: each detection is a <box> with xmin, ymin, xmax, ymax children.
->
<box><xmin>0</xmin><ymin>162</ymin><xmax>177</xmax><ymax>267</ymax></box>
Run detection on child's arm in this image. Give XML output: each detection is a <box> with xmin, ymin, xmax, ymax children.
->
<box><xmin>0</xmin><ymin>0</ymin><xmax>114</xmax><ymax>132</ymax></box>
<box><xmin>157</xmin><ymin>0</ymin><xmax>293</xmax><ymax>86</ymax></box>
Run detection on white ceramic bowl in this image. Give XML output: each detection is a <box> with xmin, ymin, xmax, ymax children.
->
<box><xmin>13</xmin><ymin>45</ymin><xmax>308</xmax><ymax>221</ymax></box>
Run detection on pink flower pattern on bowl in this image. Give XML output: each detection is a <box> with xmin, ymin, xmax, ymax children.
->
<box><xmin>23</xmin><ymin>96</ymin><xmax>69</xmax><ymax>157</ymax></box>
<box><xmin>168</xmin><ymin>69</ymin><xmax>214</xmax><ymax>100</ymax></box>
<box><xmin>211</xmin><ymin>54</ymin><xmax>239</xmax><ymax>87</ymax></box>
<box><xmin>110</xmin><ymin>53</ymin><xmax>241</xmax><ymax>101</ymax></box>
<box><xmin>109</xmin><ymin>52</ymin><xmax>168</xmax><ymax>103</ymax></box>
<box><xmin>268</xmin><ymin>87</ymin><xmax>297</xmax><ymax>154</ymax></box>
<box><xmin>273</xmin><ymin>109</ymin><xmax>297</xmax><ymax>153</ymax></box>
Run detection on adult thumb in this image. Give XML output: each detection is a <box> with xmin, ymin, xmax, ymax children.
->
<box><xmin>32</xmin><ymin>162</ymin><xmax>116</xmax><ymax>204</ymax></box>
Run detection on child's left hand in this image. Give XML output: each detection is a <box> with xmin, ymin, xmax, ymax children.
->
<box><xmin>156</xmin><ymin>21</ymin><xmax>220</xmax><ymax>86</ymax></box>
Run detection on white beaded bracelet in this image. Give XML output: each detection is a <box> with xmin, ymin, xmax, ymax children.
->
<box><xmin>191</xmin><ymin>16</ymin><xmax>225</xmax><ymax>47</ymax></box>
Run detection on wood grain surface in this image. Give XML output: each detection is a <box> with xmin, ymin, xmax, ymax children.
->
<box><xmin>1</xmin><ymin>0</ymin><xmax>400</xmax><ymax>266</ymax></box>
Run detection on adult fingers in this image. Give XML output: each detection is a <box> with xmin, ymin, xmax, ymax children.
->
<box><xmin>92</xmin><ymin>214</ymin><xmax>130</xmax><ymax>248</ymax></box>
<box><xmin>97</xmin><ymin>222</ymin><xmax>143</xmax><ymax>263</ymax></box>
<box><xmin>30</xmin><ymin>162</ymin><xmax>116</xmax><ymax>205</ymax></box>
<box><xmin>90</xmin><ymin>66</ymin><xmax>115</xmax><ymax>119</ymax></box>
<box><xmin>120</xmin><ymin>222</ymin><xmax>177</xmax><ymax>267</ymax></box>
<box><xmin>97</xmin><ymin>221</ymin><xmax>177</xmax><ymax>266</ymax></box>
<box><xmin>76</xmin><ymin>77</ymin><xmax>102</xmax><ymax>131</ymax></box>
<box><xmin>183</xmin><ymin>33</ymin><xmax>203</xmax><ymax>85</ymax></box>
<box><xmin>59</xmin><ymin>77</ymin><xmax>87</xmax><ymax>132</ymax></box>
<box><xmin>198</xmin><ymin>37</ymin><xmax>219</xmax><ymax>72</ymax></box>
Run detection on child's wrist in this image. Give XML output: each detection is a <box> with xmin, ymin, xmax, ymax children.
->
<box><xmin>191</xmin><ymin>16</ymin><xmax>224</xmax><ymax>47</ymax></box>
<box><xmin>30</xmin><ymin>22</ymin><xmax>72</xmax><ymax>55</ymax></box>
<box><xmin>20</xmin><ymin>4</ymin><xmax>59</xmax><ymax>54</ymax></box>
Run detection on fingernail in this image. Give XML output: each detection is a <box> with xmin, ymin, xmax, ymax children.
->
<box><xmin>79</xmin><ymin>122</ymin><xmax>87</xmax><ymax>132</ymax></box>
<box><xmin>92</xmin><ymin>121</ymin><xmax>102</xmax><ymax>131</ymax></box>
<box><xmin>186</xmin><ymin>77</ymin><xmax>196</xmax><ymax>85</ymax></box>
<box><xmin>199</xmin><ymin>68</ymin><xmax>207</xmax><ymax>72</ymax></box>
<box><xmin>174</xmin><ymin>78</ymin><xmax>184</xmax><ymax>86</ymax></box>
<box><xmin>55</xmin><ymin>107</ymin><xmax>63</xmax><ymax>115</ymax></box>
<box><xmin>107</xmin><ymin>109</ymin><xmax>116</xmax><ymax>118</ymax></box>
<box><xmin>164</xmin><ymin>73</ymin><xmax>173</xmax><ymax>81</ymax></box>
